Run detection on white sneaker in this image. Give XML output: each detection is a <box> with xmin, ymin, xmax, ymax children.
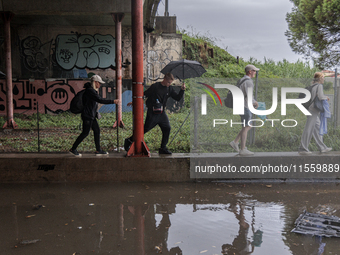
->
<box><xmin>298</xmin><ymin>151</ymin><xmax>312</xmax><ymax>155</ymax></box>
<box><xmin>321</xmin><ymin>147</ymin><xmax>332</xmax><ymax>153</ymax></box>
<box><xmin>229</xmin><ymin>141</ymin><xmax>240</xmax><ymax>152</ymax></box>
<box><xmin>239</xmin><ymin>148</ymin><xmax>254</xmax><ymax>156</ymax></box>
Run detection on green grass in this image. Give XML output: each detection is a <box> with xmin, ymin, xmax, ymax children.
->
<box><xmin>0</xmin><ymin>109</ymin><xmax>191</xmax><ymax>153</ymax></box>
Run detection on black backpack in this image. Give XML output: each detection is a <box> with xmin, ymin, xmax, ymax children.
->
<box><xmin>224</xmin><ymin>79</ymin><xmax>247</xmax><ymax>108</ymax></box>
<box><xmin>298</xmin><ymin>84</ymin><xmax>318</xmax><ymax>110</ymax></box>
<box><xmin>69</xmin><ymin>89</ymin><xmax>85</xmax><ymax>114</ymax></box>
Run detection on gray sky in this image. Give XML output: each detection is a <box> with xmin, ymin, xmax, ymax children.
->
<box><xmin>158</xmin><ymin>0</ymin><xmax>303</xmax><ymax>63</ymax></box>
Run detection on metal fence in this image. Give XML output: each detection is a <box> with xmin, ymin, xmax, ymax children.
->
<box><xmin>0</xmin><ymin>101</ymin><xmax>190</xmax><ymax>153</ymax></box>
<box><xmin>190</xmin><ymin>76</ymin><xmax>339</xmax><ymax>153</ymax></box>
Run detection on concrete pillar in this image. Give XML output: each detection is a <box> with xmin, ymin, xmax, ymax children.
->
<box><xmin>1</xmin><ymin>12</ymin><xmax>17</xmax><ymax>129</ymax></box>
<box><xmin>127</xmin><ymin>0</ymin><xmax>150</xmax><ymax>157</ymax></box>
<box><xmin>112</xmin><ymin>13</ymin><xmax>125</xmax><ymax>128</ymax></box>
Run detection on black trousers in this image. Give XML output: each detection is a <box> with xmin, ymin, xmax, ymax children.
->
<box><xmin>129</xmin><ymin>110</ymin><xmax>171</xmax><ymax>148</ymax></box>
<box><xmin>72</xmin><ymin>118</ymin><xmax>101</xmax><ymax>151</ymax></box>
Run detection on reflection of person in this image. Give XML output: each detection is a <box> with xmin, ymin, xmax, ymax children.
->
<box><xmin>125</xmin><ymin>73</ymin><xmax>186</xmax><ymax>154</ymax></box>
<box><xmin>69</xmin><ymin>75</ymin><xmax>119</xmax><ymax>156</ymax></box>
<box><xmin>229</xmin><ymin>65</ymin><xmax>259</xmax><ymax>156</ymax></box>
<box><xmin>222</xmin><ymin>203</ymin><xmax>254</xmax><ymax>255</ymax></box>
<box><xmin>144</xmin><ymin>204</ymin><xmax>182</xmax><ymax>255</ymax></box>
<box><xmin>298</xmin><ymin>72</ymin><xmax>332</xmax><ymax>155</ymax></box>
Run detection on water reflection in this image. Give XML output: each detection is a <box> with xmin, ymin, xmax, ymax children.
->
<box><xmin>1</xmin><ymin>183</ymin><xmax>340</xmax><ymax>254</ymax></box>
<box><xmin>221</xmin><ymin>202</ymin><xmax>255</xmax><ymax>254</ymax></box>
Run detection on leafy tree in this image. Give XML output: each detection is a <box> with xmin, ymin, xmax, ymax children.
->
<box><xmin>286</xmin><ymin>0</ymin><xmax>340</xmax><ymax>68</ymax></box>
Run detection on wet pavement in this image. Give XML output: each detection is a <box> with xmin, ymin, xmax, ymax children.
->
<box><xmin>1</xmin><ymin>182</ymin><xmax>340</xmax><ymax>255</ymax></box>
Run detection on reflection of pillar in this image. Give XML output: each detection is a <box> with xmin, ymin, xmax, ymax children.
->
<box><xmin>127</xmin><ymin>0</ymin><xmax>150</xmax><ymax>157</ymax></box>
<box><xmin>118</xmin><ymin>204</ymin><xmax>124</xmax><ymax>242</ymax></box>
<box><xmin>112</xmin><ymin>13</ymin><xmax>125</xmax><ymax>128</ymax></box>
<box><xmin>135</xmin><ymin>205</ymin><xmax>145</xmax><ymax>255</ymax></box>
<box><xmin>1</xmin><ymin>12</ymin><xmax>17</xmax><ymax>129</ymax></box>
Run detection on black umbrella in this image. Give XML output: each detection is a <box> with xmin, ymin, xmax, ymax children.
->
<box><xmin>162</xmin><ymin>59</ymin><xmax>206</xmax><ymax>146</ymax></box>
<box><xmin>160</xmin><ymin>59</ymin><xmax>206</xmax><ymax>80</ymax></box>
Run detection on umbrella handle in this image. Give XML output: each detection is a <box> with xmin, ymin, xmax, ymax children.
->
<box><xmin>168</xmin><ymin>110</ymin><xmax>191</xmax><ymax>146</ymax></box>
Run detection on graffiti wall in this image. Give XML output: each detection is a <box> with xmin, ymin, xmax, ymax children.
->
<box><xmin>21</xmin><ymin>36</ymin><xmax>52</xmax><ymax>74</ymax></box>
<box><xmin>145</xmin><ymin>33</ymin><xmax>182</xmax><ymax>83</ymax></box>
<box><xmin>17</xmin><ymin>31</ymin><xmax>122</xmax><ymax>79</ymax></box>
<box><xmin>0</xmin><ymin>79</ymin><xmax>184</xmax><ymax>115</ymax></box>
<box><xmin>55</xmin><ymin>34</ymin><xmax>115</xmax><ymax>70</ymax></box>
<box><xmin>0</xmin><ymin>26</ymin><xmax>184</xmax><ymax>115</ymax></box>
<box><xmin>0</xmin><ymin>79</ymin><xmax>117</xmax><ymax>115</ymax></box>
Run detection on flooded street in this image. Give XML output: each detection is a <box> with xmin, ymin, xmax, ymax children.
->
<box><xmin>1</xmin><ymin>182</ymin><xmax>340</xmax><ymax>255</ymax></box>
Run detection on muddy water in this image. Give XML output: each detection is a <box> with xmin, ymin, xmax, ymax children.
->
<box><xmin>1</xmin><ymin>182</ymin><xmax>340</xmax><ymax>255</ymax></box>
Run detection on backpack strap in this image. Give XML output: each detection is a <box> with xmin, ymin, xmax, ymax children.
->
<box><xmin>309</xmin><ymin>83</ymin><xmax>320</xmax><ymax>103</ymax></box>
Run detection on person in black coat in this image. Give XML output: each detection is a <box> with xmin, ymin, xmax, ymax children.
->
<box><xmin>69</xmin><ymin>75</ymin><xmax>119</xmax><ymax>156</ymax></box>
<box><xmin>125</xmin><ymin>73</ymin><xmax>186</xmax><ymax>154</ymax></box>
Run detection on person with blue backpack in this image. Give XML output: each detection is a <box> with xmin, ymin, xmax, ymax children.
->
<box><xmin>69</xmin><ymin>75</ymin><xmax>119</xmax><ymax>156</ymax></box>
<box><xmin>298</xmin><ymin>72</ymin><xmax>332</xmax><ymax>155</ymax></box>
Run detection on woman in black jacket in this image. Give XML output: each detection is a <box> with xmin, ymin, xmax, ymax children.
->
<box><xmin>70</xmin><ymin>75</ymin><xmax>119</xmax><ymax>156</ymax></box>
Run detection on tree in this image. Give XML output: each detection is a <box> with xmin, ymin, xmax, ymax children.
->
<box><xmin>285</xmin><ymin>0</ymin><xmax>340</xmax><ymax>68</ymax></box>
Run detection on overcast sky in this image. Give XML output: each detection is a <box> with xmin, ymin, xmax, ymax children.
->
<box><xmin>157</xmin><ymin>0</ymin><xmax>303</xmax><ymax>63</ymax></box>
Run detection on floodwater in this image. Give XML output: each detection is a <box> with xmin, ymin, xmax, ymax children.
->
<box><xmin>1</xmin><ymin>182</ymin><xmax>340</xmax><ymax>255</ymax></box>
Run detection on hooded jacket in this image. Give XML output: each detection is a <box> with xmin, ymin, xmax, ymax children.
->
<box><xmin>81</xmin><ymin>82</ymin><xmax>114</xmax><ymax>120</ymax></box>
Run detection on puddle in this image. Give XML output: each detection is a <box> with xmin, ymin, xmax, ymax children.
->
<box><xmin>1</xmin><ymin>182</ymin><xmax>340</xmax><ymax>254</ymax></box>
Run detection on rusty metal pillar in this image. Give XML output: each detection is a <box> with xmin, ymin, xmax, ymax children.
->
<box><xmin>112</xmin><ymin>13</ymin><xmax>125</xmax><ymax>129</ymax></box>
<box><xmin>127</xmin><ymin>0</ymin><xmax>150</xmax><ymax>157</ymax></box>
<box><xmin>1</xmin><ymin>12</ymin><xmax>17</xmax><ymax>129</ymax></box>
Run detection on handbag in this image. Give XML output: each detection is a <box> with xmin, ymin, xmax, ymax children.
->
<box><xmin>314</xmin><ymin>86</ymin><xmax>324</xmax><ymax>112</ymax></box>
<box><xmin>314</xmin><ymin>96</ymin><xmax>324</xmax><ymax>112</ymax></box>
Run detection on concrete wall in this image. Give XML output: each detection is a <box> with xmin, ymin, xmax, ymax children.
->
<box><xmin>145</xmin><ymin>33</ymin><xmax>182</xmax><ymax>84</ymax></box>
<box><xmin>0</xmin><ymin>153</ymin><xmax>191</xmax><ymax>182</ymax></box>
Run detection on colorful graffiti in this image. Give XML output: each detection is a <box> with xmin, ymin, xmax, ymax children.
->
<box><xmin>0</xmin><ymin>79</ymin><xmax>85</xmax><ymax>114</ymax></box>
<box><xmin>55</xmin><ymin>34</ymin><xmax>116</xmax><ymax>70</ymax></box>
<box><xmin>0</xmin><ymin>79</ymin><xmax>183</xmax><ymax>115</ymax></box>
<box><xmin>0</xmin><ymin>79</ymin><xmax>117</xmax><ymax>115</ymax></box>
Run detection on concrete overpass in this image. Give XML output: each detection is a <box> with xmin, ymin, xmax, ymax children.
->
<box><xmin>0</xmin><ymin>0</ymin><xmax>160</xmax><ymax>28</ymax></box>
<box><xmin>0</xmin><ymin>0</ymin><xmax>170</xmax><ymax>156</ymax></box>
